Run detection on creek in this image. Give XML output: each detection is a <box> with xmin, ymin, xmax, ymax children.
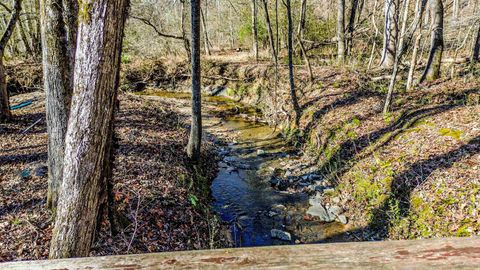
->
<box><xmin>141</xmin><ymin>89</ymin><xmax>347</xmax><ymax>247</ymax></box>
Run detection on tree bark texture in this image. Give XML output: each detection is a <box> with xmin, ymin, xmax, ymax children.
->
<box><xmin>49</xmin><ymin>0</ymin><xmax>129</xmax><ymax>258</ymax></box>
<box><xmin>420</xmin><ymin>0</ymin><xmax>443</xmax><ymax>82</ymax></box>
<box><xmin>0</xmin><ymin>0</ymin><xmax>22</xmax><ymax>122</ymax></box>
<box><xmin>187</xmin><ymin>0</ymin><xmax>202</xmax><ymax>162</ymax></box>
<box><xmin>380</xmin><ymin>0</ymin><xmax>399</xmax><ymax>68</ymax></box>
<box><xmin>40</xmin><ymin>0</ymin><xmax>76</xmax><ymax>210</ymax></box>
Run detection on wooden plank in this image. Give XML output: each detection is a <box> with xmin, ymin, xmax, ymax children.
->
<box><xmin>3</xmin><ymin>237</ymin><xmax>480</xmax><ymax>269</ymax></box>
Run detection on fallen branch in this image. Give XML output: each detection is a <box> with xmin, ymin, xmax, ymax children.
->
<box><xmin>22</xmin><ymin>118</ymin><xmax>42</xmax><ymax>134</ymax></box>
<box><xmin>130</xmin><ymin>16</ymin><xmax>184</xmax><ymax>40</ymax></box>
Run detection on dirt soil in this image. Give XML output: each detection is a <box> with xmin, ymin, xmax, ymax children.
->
<box><xmin>0</xmin><ymin>92</ymin><xmax>224</xmax><ymax>262</ymax></box>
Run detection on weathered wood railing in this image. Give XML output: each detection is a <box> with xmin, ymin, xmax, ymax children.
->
<box><xmin>3</xmin><ymin>237</ymin><xmax>480</xmax><ymax>269</ymax></box>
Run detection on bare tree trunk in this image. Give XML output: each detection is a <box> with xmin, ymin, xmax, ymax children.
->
<box><xmin>346</xmin><ymin>0</ymin><xmax>359</xmax><ymax>54</ymax></box>
<box><xmin>0</xmin><ymin>0</ymin><xmax>22</xmax><ymax>122</ymax></box>
<box><xmin>200</xmin><ymin>6</ymin><xmax>211</xmax><ymax>55</ymax></box>
<box><xmin>472</xmin><ymin>17</ymin><xmax>480</xmax><ymax>62</ymax></box>
<box><xmin>286</xmin><ymin>0</ymin><xmax>300</xmax><ymax>127</ymax></box>
<box><xmin>367</xmin><ymin>0</ymin><xmax>379</xmax><ymax>69</ymax></box>
<box><xmin>337</xmin><ymin>0</ymin><xmax>346</xmax><ymax>62</ymax></box>
<box><xmin>297</xmin><ymin>0</ymin><xmax>313</xmax><ymax>81</ymax></box>
<box><xmin>383</xmin><ymin>0</ymin><xmax>426</xmax><ymax>113</ymax></box>
<box><xmin>420</xmin><ymin>0</ymin><xmax>443</xmax><ymax>82</ymax></box>
<box><xmin>40</xmin><ymin>0</ymin><xmax>77</xmax><ymax>210</ymax></box>
<box><xmin>228</xmin><ymin>6</ymin><xmax>234</xmax><ymax>48</ymax></box>
<box><xmin>49</xmin><ymin>0</ymin><xmax>129</xmax><ymax>258</ymax></box>
<box><xmin>380</xmin><ymin>0</ymin><xmax>399</xmax><ymax>68</ymax></box>
<box><xmin>187</xmin><ymin>0</ymin><xmax>202</xmax><ymax>162</ymax></box>
<box><xmin>406</xmin><ymin>33</ymin><xmax>422</xmax><ymax>89</ymax></box>
<box><xmin>275</xmin><ymin>0</ymin><xmax>279</xmax><ymax>60</ymax></box>
<box><xmin>181</xmin><ymin>0</ymin><xmax>191</xmax><ymax>61</ymax></box>
<box><xmin>17</xmin><ymin>18</ymin><xmax>34</xmax><ymax>57</ymax></box>
<box><xmin>32</xmin><ymin>0</ymin><xmax>41</xmax><ymax>57</ymax></box>
<box><xmin>261</xmin><ymin>0</ymin><xmax>277</xmax><ymax>64</ymax></box>
<box><xmin>452</xmin><ymin>0</ymin><xmax>459</xmax><ymax>21</ymax></box>
<box><xmin>252</xmin><ymin>0</ymin><xmax>259</xmax><ymax>61</ymax></box>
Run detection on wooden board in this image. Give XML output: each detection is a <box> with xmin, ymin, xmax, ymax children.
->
<box><xmin>3</xmin><ymin>237</ymin><xmax>480</xmax><ymax>269</ymax></box>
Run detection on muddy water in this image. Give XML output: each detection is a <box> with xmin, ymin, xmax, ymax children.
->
<box><xmin>141</xmin><ymin>90</ymin><xmax>346</xmax><ymax>247</ymax></box>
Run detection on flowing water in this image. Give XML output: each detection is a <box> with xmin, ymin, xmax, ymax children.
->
<box><xmin>141</xmin><ymin>90</ymin><xmax>346</xmax><ymax>247</ymax></box>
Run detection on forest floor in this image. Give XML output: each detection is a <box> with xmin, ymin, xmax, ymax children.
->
<box><xmin>0</xmin><ymin>91</ymin><xmax>226</xmax><ymax>262</ymax></box>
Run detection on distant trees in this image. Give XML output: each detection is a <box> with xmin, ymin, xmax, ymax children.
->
<box><xmin>187</xmin><ymin>0</ymin><xmax>202</xmax><ymax>162</ymax></box>
<box><xmin>0</xmin><ymin>0</ymin><xmax>22</xmax><ymax>122</ymax></box>
<box><xmin>49</xmin><ymin>0</ymin><xmax>129</xmax><ymax>258</ymax></box>
<box><xmin>40</xmin><ymin>0</ymin><xmax>77</xmax><ymax>210</ymax></box>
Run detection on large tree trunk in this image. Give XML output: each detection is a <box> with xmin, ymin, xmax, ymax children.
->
<box><xmin>49</xmin><ymin>0</ymin><xmax>129</xmax><ymax>258</ymax></box>
<box><xmin>337</xmin><ymin>0</ymin><xmax>346</xmax><ymax>62</ymax></box>
<box><xmin>286</xmin><ymin>0</ymin><xmax>300</xmax><ymax>127</ymax></box>
<box><xmin>40</xmin><ymin>0</ymin><xmax>77</xmax><ymax>210</ymax></box>
<box><xmin>380</xmin><ymin>0</ymin><xmax>399</xmax><ymax>68</ymax></box>
<box><xmin>261</xmin><ymin>0</ymin><xmax>277</xmax><ymax>64</ymax></box>
<box><xmin>0</xmin><ymin>0</ymin><xmax>22</xmax><ymax>122</ymax></box>
<box><xmin>251</xmin><ymin>0</ymin><xmax>259</xmax><ymax>61</ymax></box>
<box><xmin>187</xmin><ymin>0</ymin><xmax>202</xmax><ymax>162</ymax></box>
<box><xmin>420</xmin><ymin>0</ymin><xmax>443</xmax><ymax>82</ymax></box>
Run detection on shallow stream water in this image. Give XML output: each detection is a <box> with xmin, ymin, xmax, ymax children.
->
<box><xmin>141</xmin><ymin>90</ymin><xmax>346</xmax><ymax>247</ymax></box>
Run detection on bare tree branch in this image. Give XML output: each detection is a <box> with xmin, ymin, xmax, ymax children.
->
<box><xmin>130</xmin><ymin>15</ymin><xmax>184</xmax><ymax>40</ymax></box>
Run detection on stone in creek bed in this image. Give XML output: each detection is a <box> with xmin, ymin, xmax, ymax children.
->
<box><xmin>270</xmin><ymin>229</ymin><xmax>292</xmax><ymax>241</ymax></box>
<box><xmin>327</xmin><ymin>205</ymin><xmax>344</xmax><ymax>217</ymax></box>
<box><xmin>307</xmin><ymin>205</ymin><xmax>335</xmax><ymax>222</ymax></box>
<box><xmin>218</xmin><ymin>162</ymin><xmax>229</xmax><ymax>168</ymax></box>
<box><xmin>256</xmin><ymin>149</ymin><xmax>266</xmax><ymax>155</ymax></box>
<box><xmin>223</xmin><ymin>156</ymin><xmax>236</xmax><ymax>163</ymax></box>
<box><xmin>270</xmin><ymin>176</ymin><xmax>280</xmax><ymax>186</ymax></box>
<box><xmin>277</xmin><ymin>181</ymin><xmax>289</xmax><ymax>191</ymax></box>
<box><xmin>337</xmin><ymin>214</ymin><xmax>348</xmax><ymax>224</ymax></box>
